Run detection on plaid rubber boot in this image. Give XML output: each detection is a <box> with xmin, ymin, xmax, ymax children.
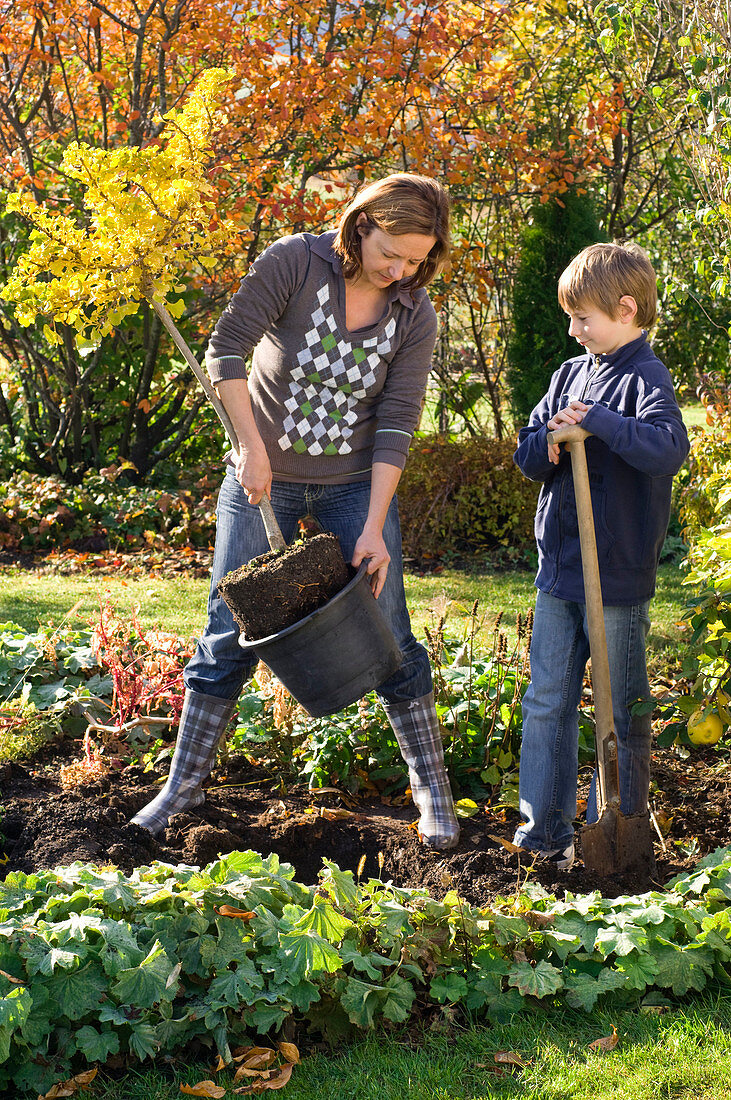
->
<box><xmin>384</xmin><ymin>692</ymin><xmax>460</xmax><ymax>849</ymax></box>
<box><xmin>130</xmin><ymin>689</ymin><xmax>237</xmax><ymax>837</ymax></box>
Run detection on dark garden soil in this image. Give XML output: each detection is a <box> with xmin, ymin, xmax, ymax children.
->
<box><xmin>1</xmin><ymin>734</ymin><xmax>729</xmax><ymax>906</ymax></box>
<box><xmin>218</xmin><ymin>532</ymin><xmax>350</xmax><ymax>639</ymax></box>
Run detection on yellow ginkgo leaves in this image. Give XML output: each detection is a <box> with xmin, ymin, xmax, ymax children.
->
<box><xmin>2</xmin><ymin>68</ymin><xmax>232</xmax><ymax>344</ymax></box>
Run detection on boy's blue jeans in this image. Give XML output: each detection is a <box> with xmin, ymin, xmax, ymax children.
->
<box><xmin>184</xmin><ymin>471</ymin><xmax>433</xmax><ymax>705</ymax></box>
<box><xmin>513</xmin><ymin>589</ymin><xmax>652</xmax><ymax>854</ymax></box>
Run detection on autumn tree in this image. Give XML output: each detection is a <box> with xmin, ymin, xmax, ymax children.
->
<box><xmin>0</xmin><ymin>0</ymin><xmax>240</xmax><ymax>479</ymax></box>
<box><xmin>591</xmin><ymin>0</ymin><xmax>731</xmax><ymax>385</ymax></box>
<box><xmin>0</xmin><ymin>0</ymin><xmax>651</xmax><ymax>473</ymax></box>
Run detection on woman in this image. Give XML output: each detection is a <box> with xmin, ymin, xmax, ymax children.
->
<box><xmin>131</xmin><ymin>173</ymin><xmax>459</xmax><ymax>849</ymax></box>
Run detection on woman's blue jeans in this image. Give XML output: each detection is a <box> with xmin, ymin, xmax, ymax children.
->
<box><xmin>513</xmin><ymin>589</ymin><xmax>652</xmax><ymax>853</ymax></box>
<box><xmin>184</xmin><ymin>471</ymin><xmax>432</xmax><ymax>706</ymax></box>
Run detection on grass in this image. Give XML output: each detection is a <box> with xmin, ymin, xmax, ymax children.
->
<box><xmin>0</xmin><ymin>559</ymin><xmax>689</xmax><ymax>668</ymax></box>
<box><xmin>681</xmin><ymin>402</ymin><xmax>710</xmax><ymax>432</ymax></box>
<box><xmin>0</xmin><ymin>567</ymin><xmax>212</xmax><ymax>640</ymax></box>
<box><xmin>406</xmin><ymin>560</ymin><xmax>688</xmax><ymax>667</ymax></box>
<box><xmin>84</xmin><ymin>993</ymin><xmax>731</xmax><ymax>1099</ymax></box>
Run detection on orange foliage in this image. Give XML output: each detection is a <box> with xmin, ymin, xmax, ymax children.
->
<box><xmin>0</xmin><ymin>0</ymin><xmax>625</xmax><ymax>398</ymax></box>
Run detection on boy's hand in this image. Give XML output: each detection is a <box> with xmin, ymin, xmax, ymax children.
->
<box><xmin>546</xmin><ymin>401</ymin><xmax>589</xmax><ymax>464</ymax></box>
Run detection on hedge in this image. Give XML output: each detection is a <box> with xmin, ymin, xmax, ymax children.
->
<box><xmin>397</xmin><ymin>435</ymin><xmax>538</xmax><ymax>561</ymax></box>
<box><xmin>0</xmin><ymin>436</ymin><xmax>537</xmax><ymax>561</ymax></box>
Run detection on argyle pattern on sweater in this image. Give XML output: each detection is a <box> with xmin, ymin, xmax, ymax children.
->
<box><xmin>278</xmin><ymin>281</ymin><xmax>397</xmax><ymax>457</ymax></box>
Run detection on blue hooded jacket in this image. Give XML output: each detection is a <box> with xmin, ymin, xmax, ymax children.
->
<box><xmin>515</xmin><ymin>333</ymin><xmax>690</xmax><ymax>605</ymax></box>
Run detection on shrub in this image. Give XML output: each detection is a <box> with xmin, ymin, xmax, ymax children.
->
<box><xmin>506</xmin><ymin>189</ymin><xmax>606</xmax><ymax>429</ymax></box>
<box><xmin>0</xmin><ymin>467</ymin><xmax>219</xmax><ymax>552</ymax></box>
<box><xmin>674</xmin><ymin>376</ymin><xmax>731</xmax><ymax>726</ymax></box>
<box><xmin>398</xmin><ymin>434</ymin><xmax>538</xmax><ymax>562</ymax></box>
<box><xmin>0</xmin><ymin>440</ymin><xmax>539</xmax><ymax>562</ymax></box>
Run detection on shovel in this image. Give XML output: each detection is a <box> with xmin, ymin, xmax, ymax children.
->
<box><xmin>152</xmin><ymin>296</ymin><xmax>288</xmax><ymax>551</ymax></box>
<box><xmin>547</xmin><ymin>424</ymin><xmax>656</xmax><ymax>877</ymax></box>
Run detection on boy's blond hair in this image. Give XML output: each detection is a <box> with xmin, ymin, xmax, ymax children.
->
<box><xmin>557</xmin><ymin>242</ymin><xmax>657</xmax><ymax>328</ymax></box>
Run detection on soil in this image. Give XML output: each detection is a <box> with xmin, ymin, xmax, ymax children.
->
<box><xmin>217</xmin><ymin>532</ymin><xmax>350</xmax><ymax>639</ymax></box>
<box><xmin>1</xmin><ymin>736</ymin><xmax>729</xmax><ymax>906</ymax></box>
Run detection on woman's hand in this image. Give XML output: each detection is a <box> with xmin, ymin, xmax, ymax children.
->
<box><xmin>234</xmin><ymin>442</ymin><xmax>272</xmax><ymax>505</ymax></box>
<box><xmin>352</xmin><ymin>524</ymin><xmax>391</xmax><ymax>598</ymax></box>
<box><xmin>214</xmin><ymin>380</ymin><xmax>272</xmax><ymax>504</ymax></box>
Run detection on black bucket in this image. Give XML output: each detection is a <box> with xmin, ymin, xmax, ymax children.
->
<box><xmin>238</xmin><ymin>563</ymin><xmax>403</xmax><ymax>717</ymax></box>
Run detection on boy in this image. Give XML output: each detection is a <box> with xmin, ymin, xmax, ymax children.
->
<box><xmin>512</xmin><ymin>242</ymin><xmax>689</xmax><ymax>869</ymax></box>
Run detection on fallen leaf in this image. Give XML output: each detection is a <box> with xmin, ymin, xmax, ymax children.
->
<box><xmin>72</xmin><ymin>1069</ymin><xmax>98</xmax><ymax>1087</ymax></box>
<box><xmin>0</xmin><ymin>968</ymin><xmax>25</xmax><ymax>984</ymax></box>
<box><xmin>233</xmin><ymin>1048</ymin><xmax>278</xmax><ymax>1080</ymax></box>
<box><xmin>166</xmin><ymin>961</ymin><xmax>182</xmax><ymax>989</ymax></box>
<box><xmin>240</xmin><ymin>1047</ymin><xmax>277</xmax><ymax>1069</ymax></box>
<box><xmin>41</xmin><ymin>1068</ymin><xmax>98</xmax><ymax>1098</ymax></box>
<box><xmin>214</xmin><ymin>905</ymin><xmax>255</xmax><ymax>920</ymax></box>
<box><xmin>488</xmin><ymin>834</ymin><xmax>523</xmax><ymax>854</ymax></box>
<box><xmin>653</xmin><ymin>809</ymin><xmax>674</xmax><ymax>834</ymax></box>
<box><xmin>234</xmin><ymin>1063</ymin><xmax>294</xmax><ymax>1093</ymax></box>
<box><xmin>277</xmin><ymin>1041</ymin><xmax>300</xmax><ymax>1064</ymax></box>
<box><xmin>526</xmin><ymin>910</ymin><xmax>554</xmax><ymax>929</ymax></box>
<box><xmin>588</xmin><ymin>1025</ymin><xmax>619</xmax><ymax>1053</ymax></box>
<box><xmin>494</xmin><ymin>1050</ymin><xmax>531</xmax><ymax>1067</ymax></box>
<box><xmin>180</xmin><ymin>1082</ymin><xmax>227</xmax><ymax>1098</ymax></box>
<box><xmin>319</xmin><ymin>807</ymin><xmax>353</xmax><ymax>820</ymax></box>
<box><xmin>455</xmin><ymin>798</ymin><xmax>481</xmax><ymax>818</ymax></box>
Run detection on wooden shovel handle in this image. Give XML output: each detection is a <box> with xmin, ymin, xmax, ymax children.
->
<box><xmin>546</xmin><ymin>424</ymin><xmax>620</xmax><ymax>812</ymax></box>
<box><xmin>151</xmin><ymin>296</ymin><xmax>287</xmax><ymax>553</ymax></box>
<box><xmin>257</xmin><ymin>492</ymin><xmax>287</xmax><ymax>550</ymax></box>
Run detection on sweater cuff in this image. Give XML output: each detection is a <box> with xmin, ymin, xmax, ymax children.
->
<box><xmin>582</xmin><ymin>403</ymin><xmax>622</xmax><ymax>445</ymax></box>
<box><xmin>205</xmin><ymin>352</ymin><xmax>249</xmax><ymax>385</ymax></box>
<box><xmin>373</xmin><ymin>428</ymin><xmax>411</xmax><ymax>471</ymax></box>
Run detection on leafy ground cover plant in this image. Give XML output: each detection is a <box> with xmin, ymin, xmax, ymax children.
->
<box><xmin>0</xmin><ymin>618</ymin><xmax>108</xmax><ymax>720</ymax></box>
<box><xmin>0</xmin><ymin>603</ymin><xmax>195</xmax><ymax>789</ymax></box>
<box><xmin>0</xmin><ymin>700</ymin><xmax>64</xmax><ymax>765</ymax></box>
<box><xmin>2</xmin><ymin>845</ymin><xmax>731</xmax><ymax>1096</ymax></box>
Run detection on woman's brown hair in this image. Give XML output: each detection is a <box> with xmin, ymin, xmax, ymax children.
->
<box><xmin>333</xmin><ymin>173</ymin><xmax>451</xmax><ymax>291</ymax></box>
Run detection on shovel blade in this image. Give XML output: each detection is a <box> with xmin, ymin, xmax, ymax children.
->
<box><xmin>581</xmin><ymin>809</ymin><xmax>656</xmax><ymax>877</ymax></box>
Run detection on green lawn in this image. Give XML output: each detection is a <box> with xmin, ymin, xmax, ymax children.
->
<box><xmin>0</xmin><ymin>560</ymin><xmax>689</xmax><ymax>668</ymax></box>
<box><xmin>681</xmin><ymin>402</ymin><xmax>709</xmax><ymax>432</ymax></box>
<box><xmin>87</xmin><ymin>994</ymin><xmax>731</xmax><ymax>1099</ymax></box>
<box><xmin>0</xmin><ymin>565</ymin><xmax>212</xmax><ymax>640</ymax></box>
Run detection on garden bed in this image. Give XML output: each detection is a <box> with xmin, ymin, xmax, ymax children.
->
<box><xmin>1</xmin><ymin>736</ymin><xmax>729</xmax><ymax>905</ymax></box>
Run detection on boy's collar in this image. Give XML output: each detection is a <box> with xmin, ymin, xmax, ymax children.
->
<box><xmin>310</xmin><ymin>230</ymin><xmax>416</xmax><ymax>309</ymax></box>
<box><xmin>590</xmin><ymin>330</ymin><xmax>648</xmax><ymax>371</ymax></box>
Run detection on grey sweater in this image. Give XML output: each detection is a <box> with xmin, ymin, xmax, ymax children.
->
<box><xmin>205</xmin><ymin>231</ymin><xmax>438</xmax><ymax>483</ymax></box>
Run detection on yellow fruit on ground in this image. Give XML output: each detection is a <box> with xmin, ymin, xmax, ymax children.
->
<box><xmin>687</xmin><ymin>709</ymin><xmax>724</xmax><ymax>746</ymax></box>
